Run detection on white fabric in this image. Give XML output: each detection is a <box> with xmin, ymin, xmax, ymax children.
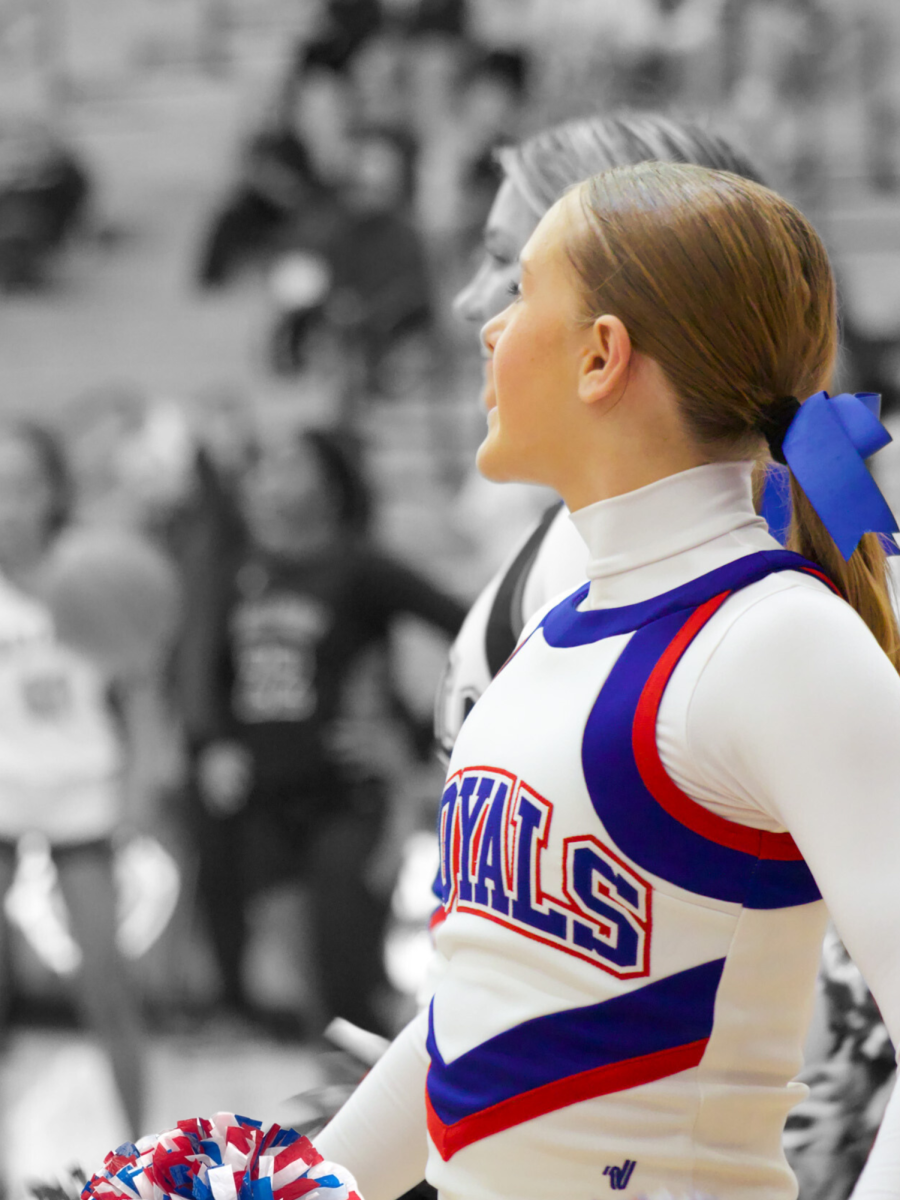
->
<box><xmin>320</xmin><ymin>461</ymin><xmax>900</xmax><ymax>1200</ymax></box>
<box><xmin>433</xmin><ymin>504</ymin><xmax>586</xmax><ymax>761</ymax></box>
<box><xmin>0</xmin><ymin>576</ymin><xmax>122</xmax><ymax>843</ymax></box>
<box><xmin>316</xmin><ymin>1010</ymin><xmax>431</xmax><ymax>1200</ymax></box>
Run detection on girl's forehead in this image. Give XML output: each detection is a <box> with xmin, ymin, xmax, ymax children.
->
<box><xmin>522</xmin><ymin>192</ymin><xmax>580</xmax><ymax>268</ymax></box>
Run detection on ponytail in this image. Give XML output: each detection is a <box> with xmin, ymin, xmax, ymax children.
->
<box><xmin>788</xmin><ymin>481</ymin><xmax>900</xmax><ymax>670</ymax></box>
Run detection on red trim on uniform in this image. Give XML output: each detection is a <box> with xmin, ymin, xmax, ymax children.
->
<box><xmin>429</xmin><ymin>906</ymin><xmax>448</xmax><ymax>932</ymax></box>
<box><xmin>425</xmin><ymin>1037</ymin><xmax>709</xmax><ymax>1161</ymax></box>
<box><xmin>799</xmin><ymin>567</ymin><xmax>842</xmax><ymax>597</ymax></box>
<box><xmin>632</xmin><ymin>591</ymin><xmax>804</xmax><ymax>862</ymax></box>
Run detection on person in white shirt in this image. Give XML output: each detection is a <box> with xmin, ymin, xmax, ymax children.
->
<box><xmin>0</xmin><ymin>420</ymin><xmax>145</xmax><ymax>1138</ymax></box>
<box><xmin>316</xmin><ymin>161</ymin><xmax>900</xmax><ymax>1200</ymax></box>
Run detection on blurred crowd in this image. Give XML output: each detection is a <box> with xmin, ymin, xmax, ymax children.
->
<box><xmin>1</xmin><ymin>1</ymin><xmax>900</xmax><ymax>1198</ymax></box>
<box><xmin>0</xmin><ymin>380</ymin><xmax>472</xmax><ymax>1143</ymax></box>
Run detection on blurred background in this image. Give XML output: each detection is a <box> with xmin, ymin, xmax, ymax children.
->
<box><xmin>0</xmin><ymin>0</ymin><xmax>899</xmax><ymax>1197</ymax></box>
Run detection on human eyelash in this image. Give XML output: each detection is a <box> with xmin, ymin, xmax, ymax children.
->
<box><xmin>506</xmin><ymin>280</ymin><xmax>522</xmax><ymax>298</ymax></box>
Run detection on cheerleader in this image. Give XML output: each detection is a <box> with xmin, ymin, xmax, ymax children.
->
<box><xmin>316</xmin><ymin>163</ymin><xmax>900</xmax><ymax>1199</ymax></box>
<box><xmin>434</xmin><ymin>110</ymin><xmax>896</xmax><ymax>1199</ymax></box>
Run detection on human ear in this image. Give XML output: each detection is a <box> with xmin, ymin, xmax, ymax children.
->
<box><xmin>577</xmin><ymin>315</ymin><xmax>633</xmax><ymax>407</ymax></box>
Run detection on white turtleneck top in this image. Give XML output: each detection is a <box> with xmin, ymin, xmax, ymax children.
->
<box><xmin>319</xmin><ymin>462</ymin><xmax>900</xmax><ymax>1200</ymax></box>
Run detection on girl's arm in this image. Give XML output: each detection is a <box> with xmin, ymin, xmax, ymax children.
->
<box><xmin>683</xmin><ymin>584</ymin><xmax>900</xmax><ymax>1197</ymax></box>
<box><xmin>315</xmin><ymin>1009</ymin><xmax>431</xmax><ymax>1200</ymax></box>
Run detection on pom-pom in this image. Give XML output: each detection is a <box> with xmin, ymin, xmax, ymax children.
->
<box><xmin>81</xmin><ymin>1114</ymin><xmax>363</xmax><ymax>1200</ymax></box>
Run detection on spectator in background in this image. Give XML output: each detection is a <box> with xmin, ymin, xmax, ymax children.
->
<box><xmin>190</xmin><ymin>425</ymin><xmax>464</xmax><ymax>1036</ymax></box>
<box><xmin>384</xmin><ymin>0</ymin><xmax>470</xmax><ymax>139</ymax></box>
<box><xmin>55</xmin><ymin>382</ymin><xmax>192</xmax><ymax>873</ymax></box>
<box><xmin>195</xmin><ymin>82</ymin><xmax>332</xmax><ymax>289</ymax></box>
<box><xmin>59</xmin><ymin>382</ymin><xmax>195</xmax><ymax>538</ymax></box>
<box><xmin>167</xmin><ymin>385</ymin><xmax>253</xmax><ymax>760</ymax></box>
<box><xmin>413</xmin><ymin>44</ymin><xmax>528</xmax><ymax>295</ymax></box>
<box><xmin>300</xmin><ymin>0</ymin><xmax>383</xmax><ymax>75</ymax></box>
<box><xmin>266</xmin><ymin>260</ymin><xmax>347</xmax><ymax>398</ymax></box>
<box><xmin>525</xmin><ymin>0</ymin><xmax>659</xmax><ymax>124</ymax></box>
<box><xmin>323</xmin><ymin>129</ymin><xmax>434</xmax><ymax>397</ymax></box>
<box><xmin>387</xmin><ymin>0</ymin><xmax>468</xmax><ymax>37</ymax></box>
<box><xmin>289</xmin><ymin>2</ymin><xmax>381</xmax><ymax>189</ymax></box>
<box><xmin>623</xmin><ymin>0</ymin><xmax>726</xmax><ymax>110</ymax></box>
<box><xmin>0</xmin><ymin>118</ymin><xmax>91</xmax><ymax>291</ymax></box>
<box><xmin>453</xmin><ymin>49</ymin><xmax>529</xmax><ymax>243</ymax></box>
<box><xmin>844</xmin><ymin>0</ymin><xmax>900</xmax><ymax>192</ymax></box>
<box><xmin>0</xmin><ymin>420</ymin><xmax>156</xmax><ymax>1140</ymax></box>
<box><xmin>721</xmin><ymin>0</ymin><xmax>830</xmax><ymax>202</ymax></box>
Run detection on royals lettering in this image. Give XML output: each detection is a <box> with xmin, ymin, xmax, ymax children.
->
<box><xmin>438</xmin><ymin>767</ymin><xmax>652</xmax><ymax>978</ymax></box>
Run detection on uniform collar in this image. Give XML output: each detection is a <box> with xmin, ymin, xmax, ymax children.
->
<box><xmin>568</xmin><ymin>462</ymin><xmax>779</xmax><ymax>610</ymax></box>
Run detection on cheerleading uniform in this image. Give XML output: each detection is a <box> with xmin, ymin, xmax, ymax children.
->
<box><xmin>318</xmin><ymin>461</ymin><xmax>900</xmax><ymax>1200</ymax></box>
<box><xmin>0</xmin><ymin>574</ymin><xmax>122</xmax><ymax>847</ymax></box>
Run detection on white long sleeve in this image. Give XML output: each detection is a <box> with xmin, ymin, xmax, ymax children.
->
<box><xmin>315</xmin><ymin>1010</ymin><xmax>430</xmax><ymax>1200</ymax></box>
<box><xmin>669</xmin><ymin>583</ymin><xmax>900</xmax><ymax>1031</ymax></box>
<box><xmin>660</xmin><ymin>581</ymin><xmax>900</xmax><ymax>1200</ymax></box>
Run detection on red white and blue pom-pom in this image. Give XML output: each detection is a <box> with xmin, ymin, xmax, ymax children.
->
<box><xmin>81</xmin><ymin>1113</ymin><xmax>362</xmax><ymax>1200</ymax></box>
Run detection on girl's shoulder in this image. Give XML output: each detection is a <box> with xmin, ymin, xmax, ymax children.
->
<box><xmin>688</xmin><ymin>566</ymin><xmax>892</xmax><ymax>698</ymax></box>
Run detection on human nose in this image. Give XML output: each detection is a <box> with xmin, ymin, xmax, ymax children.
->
<box><xmin>452</xmin><ymin>259</ymin><xmax>493</xmax><ymax>324</ymax></box>
<box><xmin>480</xmin><ymin>308</ymin><xmax>506</xmax><ymax>358</ymax></box>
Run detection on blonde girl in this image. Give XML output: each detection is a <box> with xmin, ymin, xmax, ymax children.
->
<box><xmin>316</xmin><ymin>163</ymin><xmax>900</xmax><ymax>1200</ymax></box>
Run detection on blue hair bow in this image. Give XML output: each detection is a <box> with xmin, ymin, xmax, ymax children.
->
<box><xmin>773</xmin><ymin>390</ymin><xmax>899</xmax><ymax>560</ymax></box>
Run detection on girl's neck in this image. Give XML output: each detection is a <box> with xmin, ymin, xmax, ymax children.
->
<box><xmin>568</xmin><ymin>461</ymin><xmax>779</xmax><ymax>610</ymax></box>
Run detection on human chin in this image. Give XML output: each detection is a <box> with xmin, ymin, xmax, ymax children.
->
<box><xmin>476</xmin><ymin>414</ymin><xmax>528</xmax><ymax>482</ymax></box>
<box><xmin>475</xmin><ymin>412</ymin><xmax>508</xmax><ymax>480</ymax></box>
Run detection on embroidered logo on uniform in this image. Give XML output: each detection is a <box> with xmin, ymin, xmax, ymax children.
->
<box><xmin>439</xmin><ymin>766</ymin><xmax>652</xmax><ymax>977</ymax></box>
<box><xmin>603</xmin><ymin>1159</ymin><xmax>637</xmax><ymax>1190</ymax></box>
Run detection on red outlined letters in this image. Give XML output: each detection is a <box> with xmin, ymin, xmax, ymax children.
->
<box><xmin>437</xmin><ymin>767</ymin><xmax>652</xmax><ymax>978</ymax></box>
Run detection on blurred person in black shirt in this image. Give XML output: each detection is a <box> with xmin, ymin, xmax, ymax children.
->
<box><xmin>191</xmin><ymin>426</ymin><xmax>464</xmax><ymax>1035</ymax></box>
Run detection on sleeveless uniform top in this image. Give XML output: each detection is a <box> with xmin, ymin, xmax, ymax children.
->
<box><xmin>427</xmin><ymin>550</ymin><xmax>835</xmax><ymax>1200</ymax></box>
<box><xmin>0</xmin><ymin>577</ymin><xmax>122</xmax><ymax>844</ymax></box>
